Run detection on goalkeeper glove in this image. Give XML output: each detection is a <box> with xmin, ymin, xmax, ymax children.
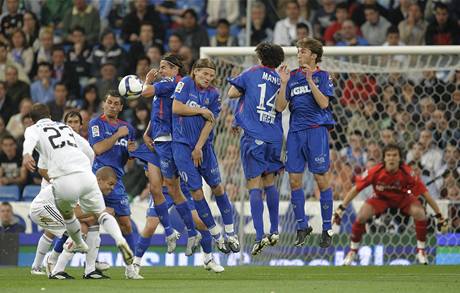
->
<box><xmin>436</xmin><ymin>213</ymin><xmax>448</xmax><ymax>233</ymax></box>
<box><xmin>333</xmin><ymin>204</ymin><xmax>346</xmax><ymax>225</ymax></box>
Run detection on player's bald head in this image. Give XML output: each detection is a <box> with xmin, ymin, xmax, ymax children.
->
<box><xmin>96</xmin><ymin>166</ymin><xmax>117</xmax><ymax>181</ymax></box>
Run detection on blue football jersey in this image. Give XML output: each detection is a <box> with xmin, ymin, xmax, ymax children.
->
<box><xmin>286</xmin><ymin>68</ymin><xmax>335</xmax><ymax>132</ymax></box>
<box><xmin>172</xmin><ymin>76</ymin><xmax>221</xmax><ymax>148</ymax></box>
<box><xmin>150</xmin><ymin>75</ymin><xmax>181</xmax><ymax>139</ymax></box>
<box><xmin>228</xmin><ymin>65</ymin><xmax>283</xmax><ymax>143</ymax></box>
<box><xmin>88</xmin><ymin>114</ymin><xmax>136</xmax><ymax>179</ymax></box>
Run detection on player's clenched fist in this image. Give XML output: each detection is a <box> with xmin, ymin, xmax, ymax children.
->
<box><xmin>333</xmin><ymin>204</ymin><xmax>346</xmax><ymax>225</ymax></box>
<box><xmin>115</xmin><ymin>126</ymin><xmax>129</xmax><ymax>138</ymax></box>
<box><xmin>436</xmin><ymin>213</ymin><xmax>448</xmax><ymax>233</ymax></box>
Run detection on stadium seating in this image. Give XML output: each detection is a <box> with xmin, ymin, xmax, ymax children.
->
<box><xmin>0</xmin><ymin>185</ymin><xmax>20</xmax><ymax>201</ymax></box>
<box><xmin>21</xmin><ymin>185</ymin><xmax>41</xmax><ymax>202</ymax></box>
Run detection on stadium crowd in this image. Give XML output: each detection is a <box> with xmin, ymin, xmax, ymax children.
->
<box><xmin>0</xmin><ymin>0</ymin><xmax>458</xmax><ymax>232</ymax></box>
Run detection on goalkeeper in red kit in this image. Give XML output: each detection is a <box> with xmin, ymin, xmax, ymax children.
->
<box><xmin>334</xmin><ymin>144</ymin><xmax>448</xmax><ymax>265</ymax></box>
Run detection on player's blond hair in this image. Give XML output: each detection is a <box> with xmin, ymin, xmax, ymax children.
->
<box><xmin>297</xmin><ymin>37</ymin><xmax>323</xmax><ymax>63</ymax></box>
<box><xmin>191</xmin><ymin>58</ymin><xmax>218</xmax><ymax>87</ymax></box>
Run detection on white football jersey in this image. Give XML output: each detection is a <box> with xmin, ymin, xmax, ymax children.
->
<box><xmin>23</xmin><ymin>118</ymin><xmax>93</xmax><ymax>178</ymax></box>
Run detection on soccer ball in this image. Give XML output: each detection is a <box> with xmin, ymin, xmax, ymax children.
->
<box><xmin>118</xmin><ymin>75</ymin><xmax>143</xmax><ymax>99</ymax></box>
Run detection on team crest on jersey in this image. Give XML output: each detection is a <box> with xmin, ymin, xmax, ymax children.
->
<box><xmin>313</xmin><ymin>76</ymin><xmax>320</xmax><ymax>84</ymax></box>
<box><xmin>92</xmin><ymin>125</ymin><xmax>100</xmax><ymax>137</ymax></box>
<box><xmin>204</xmin><ymin>98</ymin><xmax>209</xmax><ymax>105</ymax></box>
<box><xmin>175</xmin><ymin>81</ymin><xmax>184</xmax><ymax>93</ymax></box>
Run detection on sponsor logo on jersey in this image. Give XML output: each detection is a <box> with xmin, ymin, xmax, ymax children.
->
<box><xmin>115</xmin><ymin>138</ymin><xmax>128</xmax><ymax>147</ymax></box>
<box><xmin>291</xmin><ymin>85</ymin><xmax>312</xmax><ymax>96</ymax></box>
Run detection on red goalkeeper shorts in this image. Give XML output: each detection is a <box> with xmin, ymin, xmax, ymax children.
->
<box><xmin>366</xmin><ymin>195</ymin><xmax>421</xmax><ymax>216</ymax></box>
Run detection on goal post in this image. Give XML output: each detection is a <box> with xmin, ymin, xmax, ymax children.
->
<box><xmin>201</xmin><ymin>45</ymin><xmax>460</xmax><ymax>266</ymax></box>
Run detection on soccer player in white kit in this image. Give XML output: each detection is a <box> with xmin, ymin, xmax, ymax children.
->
<box><xmin>22</xmin><ymin>104</ymin><xmax>141</xmax><ymax>279</ymax></box>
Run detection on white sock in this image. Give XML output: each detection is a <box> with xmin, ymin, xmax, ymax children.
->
<box><xmin>133</xmin><ymin>256</ymin><xmax>141</xmax><ymax>266</ymax></box>
<box><xmin>350</xmin><ymin>241</ymin><xmax>360</xmax><ymax>250</ymax></box>
<box><xmin>64</xmin><ymin>217</ymin><xmax>84</xmax><ymax>245</ymax></box>
<box><xmin>224</xmin><ymin>224</ymin><xmax>234</xmax><ymax>235</ymax></box>
<box><xmin>417</xmin><ymin>240</ymin><xmax>426</xmax><ymax>250</ymax></box>
<box><xmin>51</xmin><ymin>251</ymin><xmax>74</xmax><ymax>275</ymax></box>
<box><xmin>209</xmin><ymin>226</ymin><xmax>221</xmax><ymax>239</ymax></box>
<box><xmin>85</xmin><ymin>225</ymin><xmax>100</xmax><ymax>275</ymax></box>
<box><xmin>32</xmin><ymin>234</ymin><xmax>53</xmax><ymax>269</ymax></box>
<box><xmin>98</xmin><ymin>212</ymin><xmax>125</xmax><ymax>245</ymax></box>
<box><xmin>49</xmin><ymin>250</ymin><xmax>61</xmax><ymax>264</ymax></box>
<box><xmin>203</xmin><ymin>253</ymin><xmax>212</xmax><ymax>264</ymax></box>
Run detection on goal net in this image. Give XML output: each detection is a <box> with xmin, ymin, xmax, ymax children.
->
<box><xmin>201</xmin><ymin>46</ymin><xmax>460</xmax><ymax>266</ymax></box>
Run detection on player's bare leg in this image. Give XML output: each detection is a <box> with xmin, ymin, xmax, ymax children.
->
<box><xmin>133</xmin><ymin>216</ymin><xmax>160</xmax><ymax>274</ymax></box>
<box><xmin>190</xmin><ymin>188</ymin><xmax>228</xmax><ymax>253</ymax></box>
<box><xmin>263</xmin><ymin>173</ymin><xmax>280</xmax><ymax>246</ymax></box>
<box><xmin>315</xmin><ymin>171</ymin><xmax>334</xmax><ymax>248</ymax></box>
<box><xmin>289</xmin><ymin>173</ymin><xmax>313</xmax><ymax>247</ymax></box>
<box><xmin>164</xmin><ymin>177</ymin><xmax>199</xmax><ymax>255</ymax></box>
<box><xmin>408</xmin><ymin>203</ymin><xmax>429</xmax><ymax>264</ymax></box>
<box><xmin>343</xmin><ymin>203</ymin><xmax>376</xmax><ymax>265</ymax></box>
<box><xmin>248</xmin><ymin>175</ymin><xmax>269</xmax><ymax>255</ymax></box>
<box><xmin>191</xmin><ymin>211</ymin><xmax>224</xmax><ymax>273</ymax></box>
<box><xmin>211</xmin><ymin>183</ymin><xmax>239</xmax><ymax>252</ymax></box>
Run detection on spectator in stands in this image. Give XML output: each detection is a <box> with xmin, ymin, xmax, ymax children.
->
<box><xmin>210</xmin><ymin>19</ymin><xmax>238</xmax><ymax>47</ymax></box>
<box><xmin>350</xmin><ymin>0</ymin><xmax>388</xmax><ymax>27</ymax></box>
<box><xmin>395</xmin><ymin>111</ymin><xmax>417</xmax><ymax>147</ymax></box>
<box><xmin>177</xmin><ymin>46</ymin><xmax>193</xmax><ymax>74</ymax></box>
<box><xmin>312</xmin><ymin>0</ymin><xmax>336</xmax><ymax>40</ymax></box>
<box><xmin>379</xmin><ymin>128</ymin><xmax>396</xmax><ymax>146</ymax></box>
<box><xmin>128</xmin><ymin>22</ymin><xmax>163</xmax><ymax>72</ymax></box>
<box><xmin>361</xmin><ymin>5</ymin><xmax>391</xmax><ymax>45</ymax></box>
<box><xmin>297</xmin><ymin>0</ymin><xmax>315</xmax><ymax>22</ymax></box>
<box><xmin>40</xmin><ymin>0</ymin><xmax>72</xmax><ymax>28</ymax></box>
<box><xmin>6</xmin><ymin>98</ymin><xmax>31</xmax><ymax>139</ymax></box>
<box><xmin>329</xmin><ymin>149</ymin><xmax>353</xmax><ymax>199</ymax></box>
<box><xmin>95</xmin><ymin>62</ymin><xmax>118</xmax><ymax>100</ymax></box>
<box><xmin>47</xmin><ymin>82</ymin><xmax>68</xmax><ymax>121</ymax></box>
<box><xmin>135</xmin><ymin>56</ymin><xmax>150</xmax><ymax>81</ymax></box>
<box><xmin>31</xmin><ymin>62</ymin><xmax>56</xmax><ymax>104</ymax></box>
<box><xmin>383</xmin><ymin>26</ymin><xmax>404</xmax><ymax>46</ymax></box>
<box><xmin>0</xmin><ymin>134</ymin><xmax>27</xmax><ymax>187</ymax></box>
<box><xmin>132</xmin><ymin>102</ymin><xmax>150</xmax><ymax>144</ymax></box>
<box><xmin>0</xmin><ymin>81</ymin><xmax>14</xmax><ymax>124</ymax></box>
<box><xmin>67</xmin><ymin>26</ymin><xmax>92</xmax><ymax>85</ymax></box>
<box><xmin>22</xmin><ymin>10</ymin><xmax>39</xmax><ymax>48</ymax></box>
<box><xmin>413</xmin><ymin>96</ymin><xmax>436</xmax><ymax>128</ymax></box>
<box><xmin>324</xmin><ymin>3</ymin><xmax>350</xmax><ymax>46</ymax></box>
<box><xmin>407</xmin><ymin>129</ymin><xmax>443</xmax><ymax>178</ymax></box>
<box><xmin>8</xmin><ymin>29</ymin><xmax>34</xmax><ymax>76</ymax></box>
<box><xmin>33</xmin><ymin>27</ymin><xmax>53</xmax><ymax>67</ymax></box>
<box><xmin>207</xmin><ymin>0</ymin><xmax>239</xmax><ymax>27</ymax></box>
<box><xmin>0</xmin><ymin>42</ymin><xmax>28</xmax><ymax>83</ymax></box>
<box><xmin>366</xmin><ymin>141</ymin><xmax>382</xmax><ymax>163</ymax></box>
<box><xmin>401</xmin><ymin>81</ymin><xmax>417</xmax><ymax>112</ymax></box>
<box><xmin>398</xmin><ymin>3</ymin><xmax>427</xmax><ymax>46</ymax></box>
<box><xmin>5</xmin><ymin>65</ymin><xmax>29</xmax><ymax>112</ymax></box>
<box><xmin>340</xmin><ymin>130</ymin><xmax>368</xmax><ymax>176</ymax></box>
<box><xmin>51</xmin><ymin>46</ymin><xmax>79</xmax><ymax>100</ymax></box>
<box><xmin>167</xmin><ymin>33</ymin><xmax>183</xmax><ymax>55</ymax></box>
<box><xmin>436</xmin><ymin>143</ymin><xmax>460</xmax><ymax>198</ymax></box>
<box><xmin>274</xmin><ymin>0</ymin><xmax>311</xmax><ymax>45</ymax></box>
<box><xmin>340</xmin><ymin>73</ymin><xmax>377</xmax><ymax>106</ymax></box>
<box><xmin>81</xmin><ymin>84</ymin><xmax>100</xmax><ymax>118</ymax></box>
<box><xmin>426</xmin><ymin>2</ymin><xmax>460</xmax><ymax>45</ymax></box>
<box><xmin>335</xmin><ymin>20</ymin><xmax>369</xmax><ymax>46</ymax></box>
<box><xmin>121</xmin><ymin>0</ymin><xmax>164</xmax><ymax>43</ymax></box>
<box><xmin>62</xmin><ymin>0</ymin><xmax>100</xmax><ymax>45</ymax></box>
<box><xmin>347</xmin><ymin>99</ymin><xmax>381</xmax><ymax>142</ymax></box>
<box><xmin>238</xmin><ymin>1</ymin><xmax>273</xmax><ymax>46</ymax></box>
<box><xmin>415</xmin><ymin>71</ymin><xmax>448</xmax><ymax>104</ymax></box>
<box><xmin>291</xmin><ymin>22</ymin><xmax>310</xmax><ymax>45</ymax></box>
<box><xmin>91</xmin><ymin>30</ymin><xmax>127</xmax><ymax>76</ymax></box>
<box><xmin>146</xmin><ymin>44</ymin><xmax>163</xmax><ymax>69</ymax></box>
<box><xmin>175</xmin><ymin>8</ymin><xmax>209</xmax><ymax>60</ymax></box>
<box><xmin>0</xmin><ymin>116</ymin><xmax>11</xmax><ymax>142</ymax></box>
<box><xmin>388</xmin><ymin>0</ymin><xmax>412</xmax><ymax>26</ymax></box>
<box><xmin>0</xmin><ymin>0</ymin><xmax>23</xmax><ymax>45</ymax></box>
<box><xmin>0</xmin><ymin>202</ymin><xmax>25</xmax><ymax>233</ymax></box>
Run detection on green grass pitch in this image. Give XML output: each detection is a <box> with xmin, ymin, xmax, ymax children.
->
<box><xmin>1</xmin><ymin>266</ymin><xmax>459</xmax><ymax>293</ymax></box>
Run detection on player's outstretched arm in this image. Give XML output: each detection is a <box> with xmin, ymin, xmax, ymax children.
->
<box><xmin>227</xmin><ymin>85</ymin><xmax>242</xmax><ymax>99</ymax></box>
<box><xmin>333</xmin><ymin>186</ymin><xmax>359</xmax><ymax>225</ymax></box>
<box><xmin>92</xmin><ymin>126</ymin><xmax>129</xmax><ymax>155</ymax></box>
<box><xmin>275</xmin><ymin>64</ymin><xmax>290</xmax><ymax>112</ymax></box>
<box><xmin>172</xmin><ymin>100</ymin><xmax>215</xmax><ymax>122</ymax></box>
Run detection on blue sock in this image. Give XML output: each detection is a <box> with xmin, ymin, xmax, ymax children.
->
<box><xmin>215</xmin><ymin>192</ymin><xmax>234</xmax><ymax>231</ymax></box>
<box><xmin>135</xmin><ymin>236</ymin><xmax>151</xmax><ymax>258</ymax></box>
<box><xmin>249</xmin><ymin>189</ymin><xmax>264</xmax><ymax>241</ymax></box>
<box><xmin>193</xmin><ymin>198</ymin><xmax>217</xmax><ymax>230</ymax></box>
<box><xmin>265</xmin><ymin>185</ymin><xmax>279</xmax><ymax>234</ymax></box>
<box><xmin>123</xmin><ymin>232</ymin><xmax>136</xmax><ymax>252</ymax></box>
<box><xmin>155</xmin><ymin>201</ymin><xmax>174</xmax><ymax>236</ymax></box>
<box><xmin>198</xmin><ymin>229</ymin><xmax>212</xmax><ymax>254</ymax></box>
<box><xmin>53</xmin><ymin>233</ymin><xmax>68</xmax><ymax>253</ymax></box>
<box><xmin>291</xmin><ymin>189</ymin><xmax>308</xmax><ymax>230</ymax></box>
<box><xmin>175</xmin><ymin>202</ymin><xmax>198</xmax><ymax>237</ymax></box>
<box><xmin>320</xmin><ymin>187</ymin><xmax>333</xmax><ymax>231</ymax></box>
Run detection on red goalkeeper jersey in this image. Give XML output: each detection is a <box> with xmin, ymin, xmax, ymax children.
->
<box><xmin>355</xmin><ymin>163</ymin><xmax>427</xmax><ymax>201</ymax></box>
